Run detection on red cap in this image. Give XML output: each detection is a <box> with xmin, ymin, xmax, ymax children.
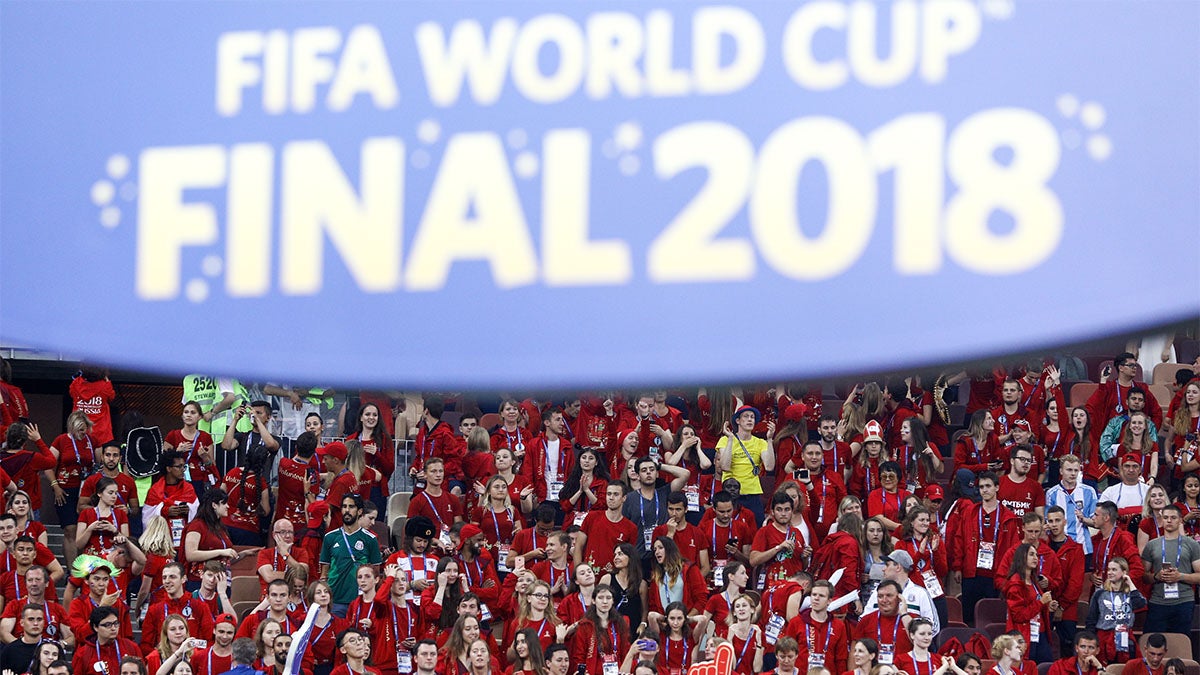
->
<box><xmin>306</xmin><ymin>500</ymin><xmax>330</xmax><ymax>529</ymax></box>
<box><xmin>922</xmin><ymin>484</ymin><xmax>945</xmax><ymax>501</ymax></box>
<box><xmin>459</xmin><ymin>523</ymin><xmax>483</xmax><ymax>548</ymax></box>
<box><xmin>1120</xmin><ymin>453</ymin><xmax>1143</xmax><ymax>466</ymax></box>
<box><xmin>215</xmin><ymin>613</ymin><xmax>237</xmax><ymax>627</ymax></box>
<box><xmin>1013</xmin><ymin>419</ymin><xmax>1032</xmax><ymax>431</ymax></box>
<box><xmin>782</xmin><ymin>403</ymin><xmax>809</xmax><ymax>424</ymax></box>
<box><xmin>317</xmin><ymin>441</ymin><xmax>347</xmax><ymax>461</ymax></box>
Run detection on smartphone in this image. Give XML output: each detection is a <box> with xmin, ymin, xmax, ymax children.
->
<box><xmin>636</xmin><ymin>639</ymin><xmax>657</xmax><ymax>651</ymax></box>
<box><xmin>796</xmin><ymin>469</ymin><xmax>810</xmax><ymax>481</ymax></box>
<box><xmin>577</xmin><ymin>665</ymin><xmax>587</xmax><ymax>675</ymax></box>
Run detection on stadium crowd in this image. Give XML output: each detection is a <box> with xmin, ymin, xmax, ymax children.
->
<box><xmin>0</xmin><ymin>353</ymin><xmax>1197</xmax><ymax>675</ymax></box>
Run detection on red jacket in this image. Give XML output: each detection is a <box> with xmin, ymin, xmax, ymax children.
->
<box><xmin>575</xmin><ymin>396</ymin><xmax>618</xmax><ymax>455</ymax></box>
<box><xmin>994</xmin><ymin>540</ymin><xmax>1063</xmax><ymax>595</ymax></box>
<box><xmin>811</xmin><ymin>531</ymin><xmax>862</xmax><ymax>600</ymax></box>
<box><xmin>412</xmin><ymin>420</ymin><xmax>462</xmax><ymax>478</ymax></box>
<box><xmin>1087</xmin><ymin>381</ymin><xmax>1163</xmax><ymax>430</ymax></box>
<box><xmin>74</xmin><ymin>637</ymin><xmax>141</xmax><ymax>675</ymax></box>
<box><xmin>894</xmin><ymin>534</ymin><xmax>948</xmax><ymax>594</ymax></box>
<box><xmin>954</xmin><ymin>434</ymin><xmax>1001</xmax><ymax>475</ymax></box>
<box><xmin>1048</xmin><ymin>537</ymin><xmax>1086</xmax><ymax>621</ymax></box>
<box><xmin>1046</xmin><ymin>656</ymin><xmax>1101</xmax><ymax>675</ymax></box>
<box><xmin>1092</xmin><ymin>528</ymin><xmax>1147</xmax><ymax>595</ymax></box>
<box><xmin>646</xmin><ymin>563</ymin><xmax>707</xmax><ymax>615</ymax></box>
<box><xmin>947</xmin><ymin>501</ymin><xmax>1020</xmax><ymax>579</ymax></box>
<box><xmin>784</xmin><ymin>610</ymin><xmax>848</xmax><ymax>674</ymax></box>
<box><xmin>1004</xmin><ymin>574</ymin><xmax>1050</xmax><ymax>646</ymax></box>
<box><xmin>522</xmin><ymin>435</ymin><xmax>575</xmax><ymax>502</ymax></box>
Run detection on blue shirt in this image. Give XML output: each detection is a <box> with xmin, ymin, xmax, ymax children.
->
<box><xmin>1045</xmin><ymin>482</ymin><xmax>1099</xmax><ymax>554</ymax></box>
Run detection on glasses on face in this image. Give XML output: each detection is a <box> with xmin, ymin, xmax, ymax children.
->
<box><xmin>170</xmin><ymin>464</ymin><xmax>186</xmax><ymax>470</ymax></box>
<box><xmin>529</xmin><ymin>592</ymin><xmax>550</xmax><ymax>599</ymax></box>
<box><xmin>1119</xmin><ymin>362</ymin><xmax>1136</xmax><ymax>369</ymax></box>
<box><xmin>1014</xmin><ymin>457</ymin><xmax>1032</xmax><ymax>464</ymax></box>
<box><xmin>98</xmin><ymin>621</ymin><xmax>120</xmax><ymax>629</ymax></box>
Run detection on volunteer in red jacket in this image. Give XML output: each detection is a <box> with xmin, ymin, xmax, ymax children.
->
<box><xmin>1086</xmin><ymin>352</ymin><xmax>1163</xmax><ymax>431</ymax></box>
<box><xmin>1044</xmin><ymin>506</ymin><xmax>1085</xmax><ymax>655</ymax></box>
<box><xmin>522</xmin><ymin>409</ymin><xmax>575</xmax><ymax>521</ymax></box>
<box><xmin>990</xmin><ymin>379</ymin><xmax>1037</xmax><ymax>445</ymax></box>
<box><xmin>1090</xmin><ymin>501</ymin><xmax>1145</xmax><ymax>593</ymax></box>
<box><xmin>1004</xmin><ymin>543</ymin><xmax>1055</xmax><ymax>663</ymax></box>
<box><xmin>993</xmin><ymin>512</ymin><xmax>1063</xmax><ymax>597</ymax></box>
<box><xmin>1045</xmin><ymin>631</ymin><xmax>1105</xmax><ymax>675</ymax></box>
<box><xmin>72</xmin><ymin>606</ymin><xmax>139</xmax><ymax>675</ymax></box>
<box><xmin>1122</xmin><ymin>633</ymin><xmax>1168</xmax><ymax>675</ymax></box>
<box><xmin>954</xmin><ymin>411</ymin><xmax>1002</xmax><ymax>476</ymax></box>
<box><xmin>796</xmin><ymin>441</ymin><xmax>846</xmax><ymax>540</ymax></box>
<box><xmin>892</xmin><ymin>507</ymin><xmax>948</xmax><ymax>626</ymax></box>
<box><xmin>410</xmin><ymin>396</ymin><xmax>463</xmax><ymax>496</ymax></box>
<box><xmin>783</xmin><ymin>580</ymin><xmax>847</xmax><ymax>674</ymax></box>
<box><xmin>865</xmin><ymin>461</ymin><xmax>911</xmax><ymax>531</ymax></box>
<box><xmin>947</xmin><ymin>470</ymin><xmax>1018</xmax><ymax>626</ymax></box>
<box><xmin>812</xmin><ymin>512</ymin><xmax>864</xmax><ymax>602</ymax></box>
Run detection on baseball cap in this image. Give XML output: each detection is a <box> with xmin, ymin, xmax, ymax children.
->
<box><xmin>317</xmin><ymin>441</ymin><xmax>347</xmax><ymax>461</ymax></box>
<box><xmin>886</xmin><ymin>550</ymin><xmax>914</xmax><ymax>571</ymax></box>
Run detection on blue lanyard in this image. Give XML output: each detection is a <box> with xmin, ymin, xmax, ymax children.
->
<box><xmin>608</xmin><ymin>624</ymin><xmax>618</xmax><ymax>654</ymax></box>
<box><xmin>640</xmin><ymin>490</ymin><xmax>659</xmax><ymax>530</ymax></box>
<box><xmin>979</xmin><ymin>507</ymin><xmax>999</xmax><ymax>542</ymax></box>
<box><xmin>804</xmin><ymin>620</ymin><xmax>833</xmax><ymax>655</ymax></box>
<box><xmin>667</xmin><ymin>636</ymin><xmax>689</xmax><ymax>670</ymax></box>
<box><xmin>549</xmin><ymin>564</ymin><xmax>570</xmax><ymax>589</ymax></box>
<box><xmin>420</xmin><ymin>492</ymin><xmax>445</xmax><ymax>529</ymax></box>
<box><xmin>97</xmin><ymin>638</ymin><xmax>122</xmax><ymax>671</ymax></box>
<box><xmin>712</xmin><ymin>520</ymin><xmax>732</xmax><ymax>558</ymax></box>
<box><xmin>391</xmin><ymin>602</ymin><xmax>412</xmax><ymax>658</ymax></box>
<box><xmin>1162</xmin><ymin>537</ymin><xmax>1183</xmax><ymax>568</ymax></box>
<box><xmin>878</xmin><ymin>615</ymin><xmax>900</xmax><ymax>645</ymax></box>
<box><xmin>488</xmin><ymin>508</ymin><xmax>510</xmax><ymax>543</ymax></box>
<box><xmin>735</xmin><ymin>628</ymin><xmax>754</xmax><ymax>666</ymax></box>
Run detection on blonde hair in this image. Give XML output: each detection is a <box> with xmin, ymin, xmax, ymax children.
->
<box><xmin>1121</xmin><ymin>411</ymin><xmax>1152</xmax><ymax>449</ymax></box>
<box><xmin>991</xmin><ymin>634</ymin><xmax>1019</xmax><ymax>660</ymax></box>
<box><xmin>345</xmin><ymin>439</ymin><xmax>366</xmax><ymax>482</ymax></box>
<box><xmin>139</xmin><ymin>516</ymin><xmax>176</xmax><ymax>558</ymax></box>
<box><xmin>484</xmin><ymin>475</ymin><xmax>513</xmax><ymax>512</ymax></box>
<box><xmin>157</xmin><ymin>614</ymin><xmax>191</xmax><ymax>662</ymax></box>
<box><xmin>1172</xmin><ymin>382</ymin><xmax>1200</xmax><ymax>436</ymax></box>
<box><xmin>67</xmin><ymin>411</ymin><xmax>93</xmax><ymax>437</ymax></box>
<box><xmin>1143</xmin><ymin>484</ymin><xmax>1169</xmax><ymax>519</ymax></box>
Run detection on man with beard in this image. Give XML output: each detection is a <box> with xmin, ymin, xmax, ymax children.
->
<box><xmin>453</xmin><ymin>524</ymin><xmax>499</xmax><ymax>609</ymax></box>
<box><xmin>79</xmin><ymin>442</ymin><xmax>140</xmax><ymax>526</ymax></box>
<box><xmin>320</xmin><ymin>494</ymin><xmax>382</xmax><ymax>617</ymax></box>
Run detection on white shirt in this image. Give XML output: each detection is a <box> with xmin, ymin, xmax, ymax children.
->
<box><xmin>544</xmin><ymin>438</ymin><xmax>561</xmax><ymax>496</ymax></box>
<box><xmin>1099</xmin><ymin>480</ymin><xmax>1148</xmax><ymax>510</ymax></box>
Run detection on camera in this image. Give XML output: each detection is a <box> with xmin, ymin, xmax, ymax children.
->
<box><xmin>191</xmin><ymin>639</ymin><xmax>208</xmax><ymax>649</ymax></box>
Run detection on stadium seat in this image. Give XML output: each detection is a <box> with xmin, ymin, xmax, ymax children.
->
<box><xmin>974</xmin><ymin>598</ymin><xmax>1007</xmax><ymax>629</ymax></box>
<box><xmin>231</xmin><ymin>576</ymin><xmax>260</xmax><ymax>605</ymax></box>
<box><xmin>981</xmin><ymin>660</ymin><xmax>997</xmax><ymax>673</ymax></box>
<box><xmin>386</xmin><ymin>492</ymin><xmax>409</xmax><ymax>525</ymax></box>
<box><xmin>233</xmin><ymin>600</ymin><xmax>258</xmax><ymax>621</ymax></box>
<box><xmin>1139</xmin><ymin>632</ymin><xmax>1192</xmax><ymax>661</ymax></box>
<box><xmin>480</xmin><ymin>413</ymin><xmax>501</xmax><ymax>431</ymax></box>
<box><xmin>946</xmin><ymin>596</ymin><xmax>964</xmax><ymax>625</ymax></box>
<box><xmin>982</xmin><ymin>623</ymin><xmax>1006</xmax><ymax>640</ymax></box>
<box><xmin>1153</xmin><ymin>362</ymin><xmax>1192</xmax><ymax>385</ymax></box>
<box><xmin>1147</xmin><ymin>384</ymin><xmax>1172</xmax><ymax>410</ymax></box>
<box><xmin>1038</xmin><ymin>663</ymin><xmax>1052</xmax><ymax>675</ymax></box>
<box><xmin>1181</xmin><ymin>660</ymin><xmax>1200</xmax><ymax>675</ymax></box>
<box><xmin>1070</xmin><ymin>383</ymin><xmax>1099</xmax><ymax>408</ymax></box>
<box><xmin>1103</xmin><ymin>664</ymin><xmax>1125</xmax><ymax>675</ymax></box>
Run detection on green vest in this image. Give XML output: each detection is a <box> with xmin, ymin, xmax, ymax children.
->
<box><xmin>182</xmin><ymin>376</ymin><xmax>250</xmax><ymax>443</ymax></box>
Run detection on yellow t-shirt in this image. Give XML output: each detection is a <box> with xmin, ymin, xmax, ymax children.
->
<box><xmin>716</xmin><ymin>435</ymin><xmax>768</xmax><ymax>495</ymax></box>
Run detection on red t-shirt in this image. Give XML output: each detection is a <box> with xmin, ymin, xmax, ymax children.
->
<box><xmin>78</xmin><ymin>506</ymin><xmax>130</xmax><ymax>556</ymax></box>
<box><xmin>165</xmin><ymin>429</ymin><xmax>219</xmax><ymax>487</ymax></box>
<box><xmin>0</xmin><ymin>443</ymin><xmax>56</xmax><ymax>506</ymax></box>
<box><xmin>70</xmin><ymin>376</ymin><xmax>116</xmax><ymax>443</ymax></box>
<box><xmin>472</xmin><ymin>506</ymin><xmax>520</xmax><ymax>547</ymax></box>
<box><xmin>191</xmin><ymin>647</ymin><xmax>233</xmax><ymax>675</ymax></box>
<box><xmin>651</xmin><ymin>521</ymin><xmax>709</xmax><ymax>566</ymax></box>
<box><xmin>0</xmin><ymin>543</ymin><xmax>57</xmax><ymax>575</ymax></box>
<box><xmin>276</xmin><ymin>455</ymin><xmax>319</xmax><ymax>527</ymax></box>
<box><xmin>80</xmin><ymin>471</ymin><xmax>139</xmax><ymax>509</ymax></box>
<box><xmin>406</xmin><ymin>488</ymin><xmax>461</xmax><ymax>534</ymax></box>
<box><xmin>997</xmin><ymin>475</ymin><xmax>1046</xmax><ymax>518</ymax></box>
<box><xmin>255</xmin><ymin>546</ymin><xmax>315</xmax><ymax>598</ymax></box>
<box><xmin>180</xmin><ymin>519</ymin><xmax>232</xmax><ymax>581</ymax></box>
<box><xmin>221</xmin><ymin>467</ymin><xmax>267</xmax><ymax>532</ymax></box>
<box><xmin>0</xmin><ymin>571</ymin><xmax>59</xmax><ymax>603</ymax></box>
<box><xmin>580</xmin><ymin>511</ymin><xmax>638</xmax><ymax>571</ymax></box>
<box><xmin>50</xmin><ymin>433</ymin><xmax>97</xmax><ymax>489</ymax></box>
<box><xmin>751</xmin><ymin>523</ymin><xmax>808</xmax><ymax>586</ymax></box>
<box><xmin>325</xmin><ymin>470</ymin><xmax>359</xmax><ymax>526</ymax></box>
<box><xmin>0</xmin><ymin>597</ymin><xmax>66</xmax><ymax>637</ymax></box>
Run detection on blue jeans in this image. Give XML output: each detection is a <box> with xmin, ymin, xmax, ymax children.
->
<box><xmin>737</xmin><ymin>494</ymin><xmax>764</xmax><ymax>528</ymax></box>
<box><xmin>331</xmin><ymin>602</ymin><xmax>349</xmax><ymax>618</ymax></box>
<box><xmin>1144</xmin><ymin>602</ymin><xmax>1193</xmax><ymax>634</ymax></box>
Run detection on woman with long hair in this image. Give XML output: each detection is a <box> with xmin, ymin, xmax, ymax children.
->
<box><xmin>508</xmin><ymin>580</ymin><xmax>563</xmax><ymax>655</ymax></box>
<box><xmin>893</xmin><ymin>507</ymin><xmax>948</xmax><ymax>625</ymax></box>
<box><xmin>1003</xmin><ymin>543</ymin><xmax>1054</xmax><ymax>663</ymax></box>
<box><xmin>1118</xmin><ymin>411</ymin><xmax>1159</xmax><ymax>483</ymax></box>
<box><xmin>815</xmin><ymin>512</ymin><xmax>864</xmax><ymax>602</ymax></box>
<box><xmin>569</xmin><ymin>584</ymin><xmax>633</xmax><ymax>675</ymax></box>
<box><xmin>702</xmin><ymin>560</ymin><xmax>748</xmax><ymax>632</ymax></box>
<box><xmin>442</xmin><ymin>615</ymin><xmax>487</xmax><ymax>675</ymax></box>
<box><xmin>1084</xmin><ymin>557</ymin><xmax>1146</xmax><ymax>664</ymax></box>
<box><xmin>253</xmin><ymin>619</ymin><xmax>283</xmax><ymax>671</ymax></box>
<box><xmin>484</xmin><ymin>446</ymin><xmax>534</xmax><ymax>518</ymax></box>
<box><xmin>146</xmin><ymin>613</ymin><xmax>192</xmax><ymax>675</ymax></box>
<box><xmin>423</xmin><ymin>556</ymin><xmax>468</xmax><ymax>631</ymax></box>
<box><xmin>656</xmin><ymin>602</ymin><xmax>695</xmax><ymax>675</ymax></box>
<box><xmin>860</xmin><ymin>516</ymin><xmax>893</xmax><ymax>606</ymax></box>
<box><xmin>28</xmin><ymin>639</ymin><xmax>65</xmax><ymax>675</ymax></box>
<box><xmin>895</xmin><ymin>418</ymin><xmax>943</xmax><ymax>494</ymax></box>
<box><xmin>299</xmin><ymin>580</ymin><xmax>351</xmax><ymax>675</ymax></box>
<box><xmin>560</xmin><ymin>447</ymin><xmax>610</xmax><ymax>528</ymax></box>
<box><xmin>134</xmin><ymin>515</ymin><xmax>177</xmax><ymax>615</ymax></box>
<box><xmin>828</xmin><ymin>496</ymin><xmax>863</xmax><ymax>535</ymax></box>
<box><xmin>345</xmin><ymin>439</ymin><xmax>387</xmax><ymax>516</ymax></box>
<box><xmin>219</xmin><ymin>443</ymin><xmax>271</xmax><ymax>546</ymax></box>
<box><xmin>646</xmin><ymin>536</ymin><xmax>706</xmax><ymax>618</ymax></box>
<box><xmin>1137</xmin><ymin>484</ymin><xmax>1172</xmax><ymax>548</ymax></box>
<box><xmin>6</xmin><ymin>490</ymin><xmax>47</xmax><ymax>545</ymax></box>
<box><xmin>610</xmin><ymin>431</ymin><xmax>640</xmax><ymax>485</ymax></box>
<box><xmin>506</xmin><ymin>628</ymin><xmax>547</xmax><ymax>675</ymax></box>
<box><xmin>47</xmin><ymin>409</ymin><xmax>96</xmax><ymax>562</ymax></box>
<box><xmin>726</xmin><ymin>594</ymin><xmax>763</xmax><ymax>675</ymax></box>
<box><xmin>162</xmin><ymin>401</ymin><xmax>217</xmax><ymax>497</ymax></box>
<box><xmin>472</xmin><ymin>475</ymin><xmax>523</xmax><ymax>566</ymax></box>
<box><xmin>599</xmin><ymin>543</ymin><xmax>646</xmax><ymax>631</ymax></box>
<box><xmin>1039</xmin><ymin>374</ymin><xmax>1071</xmax><ymax>486</ymax></box>
<box><xmin>666</xmin><ymin>424</ymin><xmax>716</xmax><ymax>525</ymax></box>
<box><xmin>849</xmin><ymin>421</ymin><xmax>888</xmax><ymax>497</ymax></box>
<box><xmin>77</xmin><ymin>476</ymin><xmax>131</xmax><ymax>556</ymax></box>
<box><xmin>346</xmin><ymin>402</ymin><xmax>395</xmax><ymax>485</ymax></box>
<box><xmin>1174</xmin><ymin>473</ymin><xmax>1200</xmax><ymax>538</ymax></box>
<box><xmin>466</xmin><ymin>638</ymin><xmax>498</xmax><ymax>675</ymax></box>
<box><xmin>182</xmin><ymin>488</ymin><xmax>237</xmax><ymax>584</ymax></box>
<box><xmin>838</xmin><ymin>403</ymin><xmax>867</xmax><ymax>461</ymax></box>
<box><xmin>1167</xmin><ymin>381</ymin><xmax>1200</xmax><ymax>479</ymax></box>
<box><xmin>1069</xmin><ymin>407</ymin><xmax>1104</xmax><ymax>487</ymax></box>
<box><xmin>846</xmin><ymin>638</ymin><xmax>879</xmax><ymax>675</ymax></box>
<box><xmin>954</xmin><ymin>411</ymin><xmax>1000</xmax><ymax>476</ymax></box>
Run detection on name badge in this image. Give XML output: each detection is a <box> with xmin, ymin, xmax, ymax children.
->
<box><xmin>397</xmin><ymin>651</ymin><xmax>412</xmax><ymax>674</ymax></box>
<box><xmin>922</xmin><ymin>570</ymin><xmax>945</xmax><ymax>598</ymax></box>
<box><xmin>480</xmin><ymin>602</ymin><xmax>493</xmax><ymax>622</ymax></box>
<box><xmin>170</xmin><ymin>518</ymin><xmax>185</xmax><ymax>547</ymax></box>
<box><xmin>685</xmin><ymin>486</ymin><xmax>700</xmax><ymax>512</ymax></box>
<box><xmin>878</xmin><ymin>644</ymin><xmax>895</xmax><ymax>665</ymax></box>
<box><xmin>713</xmin><ymin>560</ymin><xmax>727</xmax><ymax>587</ymax></box>
<box><xmin>1029</xmin><ymin>618</ymin><xmax>1040</xmax><ymax>642</ymax></box>
<box><xmin>643</xmin><ymin>527</ymin><xmax>654</xmax><ymax>548</ymax></box>
<box><xmin>573</xmin><ymin>511</ymin><xmax>588</xmax><ymax>527</ymax></box>
<box><xmin>755</xmin><ymin>569</ymin><xmax>767</xmax><ymax>591</ymax></box>
<box><xmin>497</xmin><ymin>544</ymin><xmax>511</xmax><ymax>573</ymax></box>
<box><xmin>1163</xmin><ymin>582</ymin><xmax>1180</xmax><ymax>599</ymax></box>
<box><xmin>1115</xmin><ymin>624</ymin><xmax>1130</xmax><ymax>652</ymax></box>
<box><xmin>808</xmin><ymin>654</ymin><xmax>826</xmax><ymax>669</ymax></box>
<box><xmin>650</xmin><ymin>447</ymin><xmax>661</xmax><ymax>462</ymax></box>
<box><xmin>439</xmin><ymin>528</ymin><xmax>454</xmax><ymax>550</ymax></box>
<box><xmin>549</xmin><ymin>481</ymin><xmax>564</xmax><ymax>498</ymax></box>
<box><xmin>977</xmin><ymin>542</ymin><xmax>995</xmax><ymax>570</ymax></box>
<box><xmin>764</xmin><ymin>614</ymin><xmax>785</xmax><ymax>646</ymax></box>
<box><xmin>602</xmin><ymin>655</ymin><xmax>620</xmax><ymax>675</ymax></box>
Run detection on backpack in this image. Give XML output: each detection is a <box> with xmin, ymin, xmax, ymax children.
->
<box><xmin>965</xmin><ymin>632</ymin><xmax>992</xmax><ymax>659</ymax></box>
<box><xmin>938</xmin><ymin>637</ymin><xmax>965</xmax><ymax>659</ymax></box>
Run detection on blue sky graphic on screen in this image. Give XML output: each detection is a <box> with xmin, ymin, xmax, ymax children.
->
<box><xmin>0</xmin><ymin>1</ymin><xmax>1196</xmax><ymax>387</ymax></box>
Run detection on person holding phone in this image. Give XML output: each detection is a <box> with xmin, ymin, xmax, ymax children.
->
<box><xmin>146</xmin><ymin>614</ymin><xmax>195</xmax><ymax>675</ymax></box>
<box><xmin>1139</xmin><ymin>504</ymin><xmax>1200</xmax><ymax>634</ymax></box>
<box><xmin>1004</xmin><ymin>544</ymin><xmax>1055</xmax><ymax>663</ymax></box>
